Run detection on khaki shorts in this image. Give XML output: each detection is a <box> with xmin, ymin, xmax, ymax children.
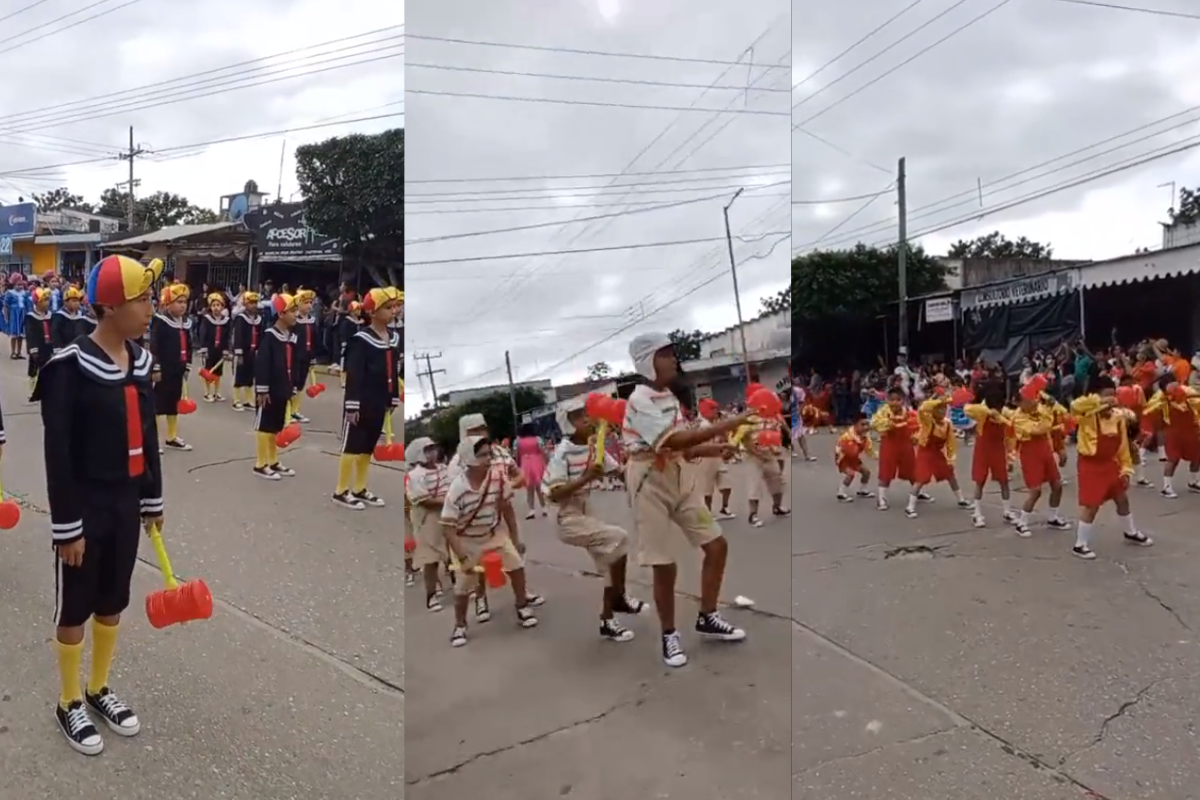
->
<box><xmin>557</xmin><ymin>507</ymin><xmax>629</xmax><ymax>585</ymax></box>
<box><xmin>746</xmin><ymin>453</ymin><xmax>784</xmax><ymax>501</ymax></box>
<box><xmin>626</xmin><ymin>459</ymin><xmax>721</xmax><ymax>566</ymax></box>
<box><xmin>410</xmin><ymin>506</ymin><xmax>448</xmax><ymax>568</ymax></box>
<box><xmin>451</xmin><ymin>533</ymin><xmax>524</xmax><ymax>596</ymax></box>
<box><xmin>693</xmin><ymin>458</ymin><xmax>731</xmax><ymax>496</ymax></box>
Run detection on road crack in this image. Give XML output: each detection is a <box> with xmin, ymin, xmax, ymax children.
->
<box><xmin>1057</xmin><ymin>677</ymin><xmax>1171</xmax><ymax>768</ymax></box>
<box><xmin>794</xmin><ymin>728</ymin><xmax>957</xmax><ymax>776</ymax></box>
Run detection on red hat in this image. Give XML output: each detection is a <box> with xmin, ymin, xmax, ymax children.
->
<box><xmin>1019</xmin><ymin>374</ymin><xmax>1047</xmax><ymax>401</ymax></box>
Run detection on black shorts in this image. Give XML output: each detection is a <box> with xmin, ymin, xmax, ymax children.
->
<box><xmin>291</xmin><ymin>356</ymin><xmax>312</xmax><ymax>392</ymax></box>
<box><xmin>153</xmin><ymin>370</ymin><xmax>185</xmax><ymax>415</ymax></box>
<box><xmin>233</xmin><ymin>352</ymin><xmax>256</xmax><ymax>387</ymax></box>
<box><xmin>341</xmin><ymin>410</ymin><xmax>386</xmax><ymax>455</ymax></box>
<box><xmin>203</xmin><ymin>349</ymin><xmax>226</xmax><ymax>373</ymax></box>
<box><xmin>55</xmin><ymin>484</ymin><xmax>142</xmax><ymax>627</ymax></box>
<box><xmin>254</xmin><ymin>395</ymin><xmax>289</xmax><ymax>434</ymax></box>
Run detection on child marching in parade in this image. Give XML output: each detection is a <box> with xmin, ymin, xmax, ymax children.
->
<box><xmin>197</xmin><ymin>292</ymin><xmax>230</xmax><ymax>403</ymax></box>
<box><xmin>333</xmin><ymin>287</ymin><xmax>402</xmax><ymax>509</ymax></box>
<box><xmin>1069</xmin><ymin>376</ymin><xmax>1152</xmax><ymax>559</ymax></box>
<box><xmin>835</xmin><ymin>415</ymin><xmax>874</xmax><ymax>501</ymax></box>
<box><xmin>544</xmin><ymin>396</ymin><xmax>646</xmax><ymax>642</ymax></box>
<box><xmin>963</xmin><ymin>381</ymin><xmax>1018</xmax><ymax>528</ymax></box>
<box><xmin>1010</xmin><ymin>376</ymin><xmax>1071</xmax><ymax>537</ymax></box>
<box><xmin>149</xmin><ymin>283</ymin><xmax>194</xmax><ymax>453</ymax></box>
<box><xmin>35</xmin><ymin>255</ymin><xmax>165</xmax><ymax>755</ymax></box>
<box><xmin>51</xmin><ymin>285</ymin><xmax>88</xmax><ymax>352</ymax></box>
<box><xmin>290</xmin><ymin>288</ymin><xmax>318</xmax><ymax>424</ymax></box>
<box><xmin>905</xmin><ymin>393</ymin><xmax>971</xmax><ymax>518</ymax></box>
<box><xmin>252</xmin><ymin>293</ymin><xmax>298</xmax><ymax>480</ymax></box>
<box><xmin>1143</xmin><ymin>375</ymin><xmax>1200</xmax><ymax>498</ymax></box>
<box><xmin>230</xmin><ymin>292</ymin><xmax>262</xmax><ymax>411</ymax></box>
<box><xmin>871</xmin><ymin>388</ymin><xmax>931</xmax><ymax>510</ymax></box>
<box><xmin>337</xmin><ymin>301</ymin><xmax>364</xmax><ymax>388</ymax></box>
<box><xmin>25</xmin><ymin>287</ymin><xmax>54</xmax><ymax>397</ymax></box>
<box><xmin>406</xmin><ymin>436</ymin><xmax>451</xmax><ymax>612</ymax></box>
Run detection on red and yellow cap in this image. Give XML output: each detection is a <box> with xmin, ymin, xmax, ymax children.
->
<box><xmin>63</xmin><ymin>285</ymin><xmax>85</xmax><ymax>302</ymax></box>
<box><xmin>159</xmin><ymin>282</ymin><xmax>189</xmax><ymax>305</ymax></box>
<box><xmin>362</xmin><ymin>286</ymin><xmax>402</xmax><ymax>312</ymax></box>
<box><xmin>294</xmin><ymin>287</ymin><xmax>316</xmax><ymax>304</ymax></box>
<box><xmin>86</xmin><ymin>256</ymin><xmax>163</xmax><ymax>307</ymax></box>
<box><xmin>271</xmin><ymin>292</ymin><xmax>298</xmax><ymax>314</ymax></box>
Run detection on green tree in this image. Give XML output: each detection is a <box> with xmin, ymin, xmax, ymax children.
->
<box><xmin>295</xmin><ymin>128</ymin><xmax>403</xmax><ymax>287</ymax></box>
<box><xmin>427</xmin><ymin>386</ymin><xmax>547</xmax><ymax>452</ymax></box>
<box><xmin>586</xmin><ymin>361</ymin><xmax>611</xmax><ymax>380</ymax></box>
<box><xmin>31</xmin><ymin>187</ymin><xmax>93</xmax><ymax>212</ymax></box>
<box><xmin>95</xmin><ymin>188</ymin><xmax>220</xmax><ymax>228</ymax></box>
<box><xmin>791</xmin><ymin>243</ymin><xmax>951</xmax><ymax>322</ymax></box>
<box><xmin>947</xmin><ymin>231</ymin><xmax>1053</xmax><ymax>259</ymax></box>
<box><xmin>668</xmin><ymin>328</ymin><xmax>706</xmax><ymax>361</ymax></box>
<box><xmin>1170</xmin><ymin>186</ymin><xmax>1200</xmax><ymax>224</ymax></box>
<box><xmin>760</xmin><ymin>287</ymin><xmax>790</xmax><ymax>315</ymax></box>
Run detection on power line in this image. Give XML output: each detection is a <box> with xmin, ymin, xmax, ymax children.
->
<box><xmin>408</xmin><ymin>183</ymin><xmax>788</xmax><ymax>244</ymax></box>
<box><xmin>1047</xmin><ymin>0</ymin><xmax>1200</xmax><ymax>18</ymax></box>
<box><xmin>408</xmin><ymin>33</ymin><xmax>790</xmax><ymax>70</ymax></box>
<box><xmin>407</xmin><ymin>171</ymin><xmax>788</xmax><ymax>198</ymax></box>
<box><xmin>4</xmin><ymin>0</ymin><xmax>144</xmax><ymax>57</ymax></box>
<box><xmin>406</xmin><ymin>179</ymin><xmax>791</xmax><ymax>205</ymax></box>
<box><xmin>406</xmin><ymin>264</ymin><xmax>697</xmax><ymax>284</ymax></box>
<box><xmin>405</xmin><ymin>193</ymin><xmax>791</xmax><ymax>215</ymax></box>
<box><xmin>406</xmin><ymin>89</ymin><xmax>787</xmax><ymax>116</ymax></box>
<box><xmin>406</xmin><ymin>162</ymin><xmax>788</xmax><ymax>185</ymax></box>
<box><xmin>406</xmin><ymin>232</ymin><xmax>790</xmax><ymax>266</ymax></box>
<box><xmin>792</xmin><ymin>187</ymin><xmax>892</xmax><ymax>205</ymax></box>
<box><xmin>792</xmin><ymin>0</ymin><xmax>929</xmax><ymax>94</ymax></box>
<box><xmin>793</xmin><ymin>127</ymin><xmax>892</xmax><ymax>174</ymax></box>
<box><xmin>796</xmin><ymin>0</ymin><xmax>1015</xmax><ymax>129</ymax></box>
<box><xmin>407</xmin><ymin>62</ymin><xmax>791</xmax><ymax>92</ymax></box>
<box><xmin>0</xmin><ymin>0</ymin><xmax>54</xmax><ymax>25</ymax></box>
<box><xmin>797</xmin><ymin>182</ymin><xmax>895</xmax><ymax>253</ymax></box>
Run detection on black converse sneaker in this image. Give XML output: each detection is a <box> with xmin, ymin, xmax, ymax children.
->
<box><xmin>600</xmin><ymin>618</ymin><xmax>634</xmax><ymax>641</ymax></box>
<box><xmin>426</xmin><ymin>593</ymin><xmax>442</xmax><ymax>612</ymax></box>
<box><xmin>748</xmin><ymin>514</ymin><xmax>763</xmax><ymax>528</ymax></box>
<box><xmin>332</xmin><ymin>491</ymin><xmax>365</xmax><ymax>509</ymax></box>
<box><xmin>56</xmin><ymin>700</ymin><xmax>103</xmax><ymax>755</ymax></box>
<box><xmin>1072</xmin><ymin>544</ymin><xmax>1097</xmax><ymax>560</ymax></box>
<box><xmin>450</xmin><ymin>625</ymin><xmax>467</xmax><ymax>647</ymax></box>
<box><xmin>269</xmin><ymin>463</ymin><xmax>296</xmax><ymax>477</ymax></box>
<box><xmin>253</xmin><ymin>465</ymin><xmax>280</xmax><ymax>481</ymax></box>
<box><xmin>696</xmin><ymin>611</ymin><xmax>747</xmax><ymax>642</ymax></box>
<box><xmin>85</xmin><ymin>687</ymin><xmax>140</xmax><ymax>736</ymax></box>
<box><xmin>772</xmin><ymin>506</ymin><xmax>790</xmax><ymax>516</ymax></box>
<box><xmin>163</xmin><ymin>439</ymin><xmax>193</xmax><ymax>452</ymax></box>
<box><xmin>661</xmin><ymin>630</ymin><xmax>687</xmax><ymax>667</ymax></box>
<box><xmin>292</xmin><ymin>413</ymin><xmax>310</xmax><ymax>423</ymax></box>
<box><xmin>1046</xmin><ymin>518</ymin><xmax>1071</xmax><ymax>530</ymax></box>
<box><xmin>523</xmin><ymin>593</ymin><xmax>546</xmax><ymax>607</ymax></box>
<box><xmin>515</xmin><ymin>605</ymin><xmax>539</xmax><ymax>628</ymax></box>
<box><xmin>353</xmin><ymin>489</ymin><xmax>386</xmax><ymax>507</ymax></box>
<box><xmin>612</xmin><ymin>594</ymin><xmax>645</xmax><ymax>615</ymax></box>
<box><xmin>474</xmin><ymin>595</ymin><xmax>491</xmax><ymax>623</ymax></box>
<box><xmin>1124</xmin><ymin>531</ymin><xmax>1153</xmax><ymax>547</ymax></box>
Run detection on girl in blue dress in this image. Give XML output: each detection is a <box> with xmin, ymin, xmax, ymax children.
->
<box><xmin>3</xmin><ymin>274</ymin><xmax>30</xmax><ymax>359</ymax></box>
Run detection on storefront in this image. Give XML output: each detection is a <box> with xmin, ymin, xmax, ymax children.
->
<box><xmin>0</xmin><ymin>202</ymin><xmax>37</xmax><ymax>276</ymax></box>
<box><xmin>959</xmin><ymin>269</ymin><xmax>1082</xmax><ymax>373</ymax></box>
<box><xmin>248</xmin><ymin>202</ymin><xmax>344</xmax><ymax>296</ymax></box>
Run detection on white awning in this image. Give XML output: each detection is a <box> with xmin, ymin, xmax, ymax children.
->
<box><xmin>1079</xmin><ymin>243</ymin><xmax>1200</xmax><ymax>288</ymax></box>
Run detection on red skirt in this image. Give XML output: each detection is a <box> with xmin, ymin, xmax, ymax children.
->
<box><xmin>971</xmin><ymin>439</ymin><xmax>1008</xmax><ymax>484</ymax></box>
<box><xmin>1077</xmin><ymin>432</ymin><xmax>1125</xmax><ymax>508</ymax></box>
<box><xmin>914</xmin><ymin>441</ymin><xmax>953</xmax><ymax>484</ymax></box>
<box><xmin>879</xmin><ymin>438</ymin><xmax>915</xmax><ymax>483</ymax></box>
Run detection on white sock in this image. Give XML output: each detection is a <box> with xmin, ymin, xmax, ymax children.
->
<box><xmin>1164</xmin><ymin>475</ymin><xmax>1174</xmax><ymax>491</ymax></box>
<box><xmin>906</xmin><ymin>494</ymin><xmax>918</xmax><ymax>512</ymax></box>
<box><xmin>1001</xmin><ymin>497</ymin><xmax>1012</xmax><ymax>514</ymax></box>
<box><xmin>1075</xmin><ymin>521</ymin><xmax>1094</xmax><ymax>549</ymax></box>
<box><xmin>877</xmin><ymin>486</ymin><xmax>886</xmax><ymax>502</ymax></box>
<box><xmin>1018</xmin><ymin>509</ymin><xmax>1029</xmax><ymax>526</ymax></box>
<box><xmin>1048</xmin><ymin>505</ymin><xmax>1062</xmax><ymax>522</ymax></box>
<box><xmin>972</xmin><ymin>499</ymin><xmax>982</xmax><ymax>517</ymax></box>
<box><xmin>1138</xmin><ymin>447</ymin><xmax>1148</xmax><ymax>466</ymax></box>
<box><xmin>838</xmin><ymin>482</ymin><xmax>849</xmax><ymax>496</ymax></box>
<box><xmin>954</xmin><ymin>489</ymin><xmax>966</xmax><ymax>503</ymax></box>
<box><xmin>1120</xmin><ymin>513</ymin><xmax>1137</xmax><ymax>536</ymax></box>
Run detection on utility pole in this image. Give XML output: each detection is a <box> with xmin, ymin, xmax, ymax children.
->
<box><xmin>896</xmin><ymin>157</ymin><xmax>908</xmax><ymax>356</ymax></box>
<box><xmin>504</xmin><ymin>350</ymin><xmax>520</xmax><ymax>437</ymax></box>
<box><xmin>415</xmin><ymin>352</ymin><xmax>445</xmax><ymax>407</ymax></box>
<box><xmin>117</xmin><ymin>126</ymin><xmax>145</xmax><ymax>229</ymax></box>
<box><xmin>723</xmin><ymin>187</ymin><xmax>752</xmax><ymax>391</ymax></box>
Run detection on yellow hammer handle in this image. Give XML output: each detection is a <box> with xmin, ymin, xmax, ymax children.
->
<box><xmin>447</xmin><ymin>551</ymin><xmax>484</xmax><ymax>573</ymax></box>
<box><xmin>595</xmin><ymin>420</ymin><xmax>607</xmax><ymax>467</ymax></box>
<box><xmin>181</xmin><ymin>379</ymin><xmax>189</xmax><ymax>400</ymax></box>
<box><xmin>384</xmin><ymin>413</ymin><xmax>394</xmax><ymax>445</ymax></box>
<box><xmin>149</xmin><ymin>525</ymin><xmax>178</xmax><ymax>590</ymax></box>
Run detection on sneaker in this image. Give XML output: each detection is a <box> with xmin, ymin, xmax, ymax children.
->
<box><xmin>450</xmin><ymin>625</ymin><xmax>467</xmax><ymax>647</ymax></box>
<box><xmin>523</xmin><ymin>593</ymin><xmax>546</xmax><ymax>608</ymax></box>
<box><xmin>1015</xmin><ymin>523</ymin><xmax>1032</xmax><ymax>539</ymax></box>
<box><xmin>426</xmin><ymin>594</ymin><xmax>442</xmax><ymax>612</ymax></box>
<box><xmin>837</xmin><ymin>492</ymin><xmax>853</xmax><ymax>503</ymax></box>
<box><xmin>515</xmin><ymin>605</ymin><xmax>539</xmax><ymax>628</ymax></box>
<box><xmin>748</xmin><ymin>514</ymin><xmax>763</xmax><ymax>528</ymax></box>
<box><xmin>955</xmin><ymin>499</ymin><xmax>972</xmax><ymax>509</ymax></box>
<box><xmin>1161</xmin><ymin>488</ymin><xmax>1179</xmax><ymax>499</ymax></box>
<box><xmin>772</xmin><ymin>506</ymin><xmax>790</xmax><ymax>516</ymax></box>
<box><xmin>332</xmin><ymin>491</ymin><xmax>365</xmax><ymax>509</ymax></box>
<box><xmin>292</xmin><ymin>413</ymin><xmax>310</xmax><ymax>423</ymax></box>
<box><xmin>855</xmin><ymin>489</ymin><xmax>872</xmax><ymax>498</ymax></box>
<box><xmin>474</xmin><ymin>595</ymin><xmax>491</xmax><ymax>623</ymax></box>
<box><xmin>1046</xmin><ymin>518</ymin><xmax>1071</xmax><ymax>530</ymax></box>
<box><xmin>352</xmin><ymin>489</ymin><xmax>386</xmax><ymax>507</ymax></box>
<box><xmin>972</xmin><ymin>515</ymin><xmax>986</xmax><ymax>529</ymax></box>
<box><xmin>1002</xmin><ymin>510</ymin><xmax>1019</xmax><ymax>524</ymax></box>
<box><xmin>524</xmin><ymin>510</ymin><xmax>536</xmax><ymax>520</ymax></box>
<box><xmin>1072</xmin><ymin>545</ymin><xmax>1097</xmax><ymax>560</ymax></box>
<box><xmin>202</xmin><ymin>395</ymin><xmax>216</xmax><ymax>403</ymax></box>
<box><xmin>805</xmin><ymin>456</ymin><xmax>817</xmax><ymax>462</ymax></box>
<box><xmin>231</xmin><ymin>402</ymin><xmax>245</xmax><ymax>411</ymax></box>
<box><xmin>612</xmin><ymin>594</ymin><xmax>645</xmax><ymax>615</ymax></box>
<box><xmin>1136</xmin><ymin>477</ymin><xmax>1152</xmax><ymax>487</ymax></box>
<box><xmin>1124</xmin><ymin>531</ymin><xmax>1153</xmax><ymax>547</ymax></box>
<box><xmin>600</xmin><ymin>618</ymin><xmax>634</xmax><ymax>642</ymax></box>
<box><xmin>253</xmin><ymin>466</ymin><xmax>280</xmax><ymax>481</ymax></box>
<box><xmin>269</xmin><ymin>463</ymin><xmax>296</xmax><ymax>477</ymax></box>
<box><xmin>715</xmin><ymin>508</ymin><xmax>736</xmax><ymax>520</ymax></box>
<box><xmin>917</xmin><ymin>492</ymin><xmax>934</xmax><ymax>503</ymax></box>
<box><xmin>696</xmin><ymin>611</ymin><xmax>746</xmax><ymax>641</ymax></box>
<box><xmin>876</xmin><ymin>499</ymin><xmax>889</xmax><ymax>511</ymax></box>
<box><xmin>662</xmin><ymin>630</ymin><xmax>688</xmax><ymax>668</ymax></box>
<box><xmin>213</xmin><ymin>393</ymin><xmax>225</xmax><ymax>402</ymax></box>
<box><xmin>56</xmin><ymin>700</ymin><xmax>103</xmax><ymax>756</ymax></box>
<box><xmin>85</xmin><ymin>687</ymin><xmax>140</xmax><ymax>737</ymax></box>
<box><xmin>904</xmin><ymin>508</ymin><xmax>918</xmax><ymax>519</ymax></box>
<box><xmin>163</xmin><ymin>439</ymin><xmax>192</xmax><ymax>452</ymax></box>
<box><xmin>1189</xmin><ymin>482</ymin><xmax>1200</xmax><ymax>493</ymax></box>
<box><xmin>405</xmin><ymin>572</ymin><xmax>415</xmax><ymax>587</ymax></box>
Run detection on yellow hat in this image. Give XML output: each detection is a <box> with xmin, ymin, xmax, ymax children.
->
<box><xmin>242</xmin><ymin>291</ymin><xmax>260</xmax><ymax>305</ymax></box>
<box><xmin>207</xmin><ymin>292</ymin><xmax>226</xmax><ymax>306</ymax></box>
<box><xmin>294</xmin><ymin>287</ymin><xmax>316</xmax><ymax>304</ymax></box>
<box><xmin>63</xmin><ymin>285</ymin><xmax>85</xmax><ymax>301</ymax></box>
<box><xmin>159</xmin><ymin>282</ymin><xmax>189</xmax><ymax>305</ymax></box>
<box><xmin>271</xmin><ymin>292</ymin><xmax>298</xmax><ymax>315</ymax></box>
<box><xmin>363</xmin><ymin>286</ymin><xmax>402</xmax><ymax>313</ymax></box>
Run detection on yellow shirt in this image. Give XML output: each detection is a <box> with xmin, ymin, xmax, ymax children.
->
<box><xmin>1069</xmin><ymin>394</ymin><xmax>1134</xmax><ymax>477</ymax></box>
<box><xmin>914</xmin><ymin>399</ymin><xmax>957</xmax><ymax>463</ymax></box>
<box><xmin>1010</xmin><ymin>407</ymin><xmax>1054</xmax><ymax>442</ymax></box>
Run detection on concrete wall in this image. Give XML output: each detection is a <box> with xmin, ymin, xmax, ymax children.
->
<box><xmin>700</xmin><ymin>310</ymin><xmax>789</xmax><ymax>357</ymax></box>
<box><xmin>960</xmin><ymin>258</ymin><xmax>1092</xmax><ymax>287</ymax></box>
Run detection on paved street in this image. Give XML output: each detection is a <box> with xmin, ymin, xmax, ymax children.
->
<box><xmin>793</xmin><ymin>434</ymin><xmax>1200</xmax><ymax>800</ymax></box>
<box><xmin>405</xmin><ymin>461</ymin><xmax>792</xmax><ymax>799</ymax></box>
<box><xmin>0</xmin><ymin>358</ymin><xmax>403</xmax><ymax>800</ymax></box>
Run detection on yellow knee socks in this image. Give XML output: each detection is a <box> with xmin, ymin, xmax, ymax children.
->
<box><xmin>87</xmin><ymin>620</ymin><xmax>119</xmax><ymax>694</ymax></box>
<box><xmin>255</xmin><ymin>432</ymin><xmax>272</xmax><ymax>468</ymax></box>
<box><xmin>292</xmin><ymin>394</ymin><xmax>302</xmax><ymax>414</ymax></box>
<box><xmin>336</xmin><ymin>454</ymin><xmax>355</xmax><ymax>493</ymax></box>
<box><xmin>353</xmin><ymin>454</ymin><xmax>372</xmax><ymax>493</ymax></box>
<box><xmin>55</xmin><ymin>639</ymin><xmax>84</xmax><ymax>707</ymax></box>
<box><xmin>268</xmin><ymin>438</ymin><xmax>280</xmax><ymax>466</ymax></box>
<box><xmin>165</xmin><ymin>415</ymin><xmax>179</xmax><ymax>441</ymax></box>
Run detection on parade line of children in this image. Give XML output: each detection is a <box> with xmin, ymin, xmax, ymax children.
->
<box><xmin>405</xmin><ymin>331</ymin><xmax>787</xmax><ymax>666</ymax></box>
<box><xmin>830</xmin><ymin>372</ymin><xmax>1195</xmax><ymax>559</ymax></box>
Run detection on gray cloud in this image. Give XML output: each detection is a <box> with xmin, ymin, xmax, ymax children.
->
<box><xmin>0</xmin><ymin>0</ymin><xmax>402</xmax><ymax>210</ymax></box>
<box><xmin>405</xmin><ymin>0</ymin><xmax>790</xmax><ymax>414</ymax></box>
<box><xmin>793</xmin><ymin>0</ymin><xmax>1200</xmax><ymax>261</ymax></box>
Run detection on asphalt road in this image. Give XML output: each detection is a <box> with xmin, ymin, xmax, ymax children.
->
<box><xmin>793</xmin><ymin>432</ymin><xmax>1200</xmax><ymax>800</ymax></box>
<box><xmin>0</xmin><ymin>357</ymin><xmax>403</xmax><ymax>800</ymax></box>
<box><xmin>405</xmin><ymin>460</ymin><xmax>793</xmax><ymax>800</ymax></box>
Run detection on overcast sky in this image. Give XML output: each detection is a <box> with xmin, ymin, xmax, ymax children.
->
<box><xmin>793</xmin><ymin>0</ymin><xmax>1200</xmax><ymax>263</ymax></box>
<box><xmin>0</xmin><ymin>0</ymin><xmax>402</xmax><ymax>215</ymax></box>
<box><xmin>405</xmin><ymin>1</ymin><xmax>790</xmax><ymax>416</ymax></box>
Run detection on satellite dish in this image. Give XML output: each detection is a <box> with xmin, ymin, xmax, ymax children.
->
<box><xmin>228</xmin><ymin>195</ymin><xmax>249</xmax><ymax>221</ymax></box>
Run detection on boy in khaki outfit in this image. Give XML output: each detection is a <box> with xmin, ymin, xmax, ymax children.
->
<box><xmin>623</xmin><ymin>332</ymin><xmax>754</xmax><ymax>667</ymax></box>
<box><xmin>544</xmin><ymin>395</ymin><xmax>647</xmax><ymax>642</ymax></box>
<box><xmin>744</xmin><ymin>409</ymin><xmax>790</xmax><ymax>527</ymax></box>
